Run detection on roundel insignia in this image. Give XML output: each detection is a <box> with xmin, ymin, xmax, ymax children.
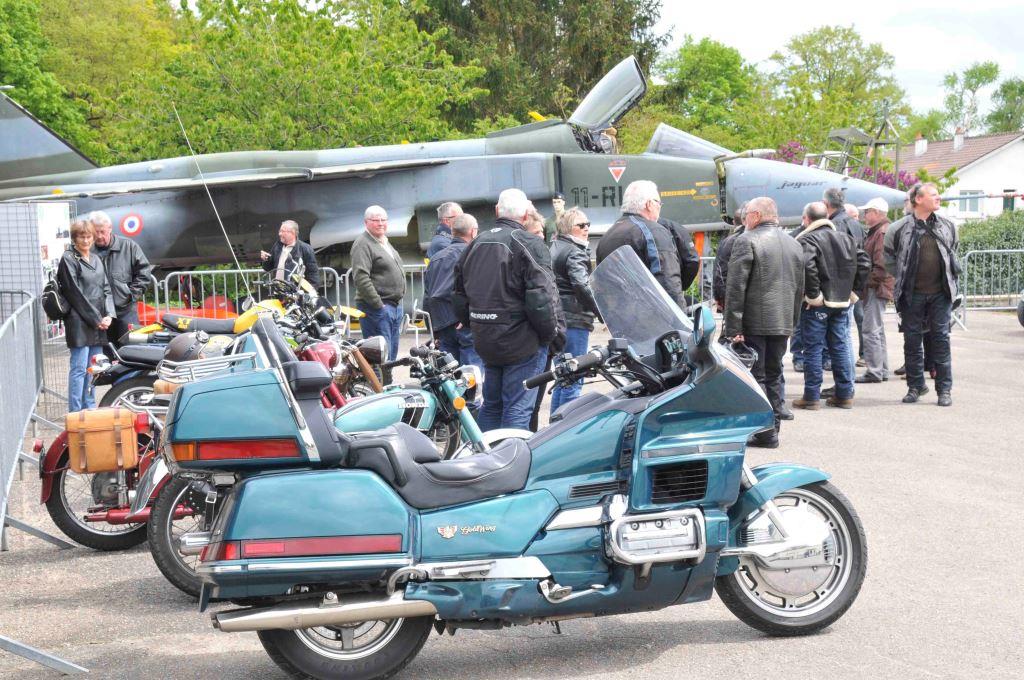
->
<box><xmin>120</xmin><ymin>213</ymin><xmax>143</xmax><ymax>237</ymax></box>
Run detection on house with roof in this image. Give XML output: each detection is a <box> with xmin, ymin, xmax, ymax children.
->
<box><xmin>888</xmin><ymin>130</ymin><xmax>1023</xmax><ymax>223</ymax></box>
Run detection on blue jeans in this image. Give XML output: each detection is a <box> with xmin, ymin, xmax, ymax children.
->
<box><xmin>68</xmin><ymin>345</ymin><xmax>103</xmax><ymax>412</ymax></box>
<box><xmin>902</xmin><ymin>292</ymin><xmax>952</xmax><ymax>393</ymax></box>
<box><xmin>550</xmin><ymin>327</ymin><xmax>590</xmax><ymax>414</ymax></box>
<box><xmin>479</xmin><ymin>348</ymin><xmax>548</xmax><ymax>431</ymax></box>
<box><xmin>437</xmin><ymin>325</ymin><xmax>483</xmax><ymax>372</ymax></box>
<box><xmin>790</xmin><ymin>322</ymin><xmax>829</xmax><ymax>366</ymax></box>
<box><xmin>801</xmin><ymin>307</ymin><xmax>854</xmax><ymax>400</ymax></box>
<box><xmin>358</xmin><ymin>302</ymin><xmax>403</xmax><ymax>364</ymax></box>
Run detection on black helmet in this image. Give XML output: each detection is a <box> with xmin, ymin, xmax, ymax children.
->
<box><xmin>726</xmin><ymin>340</ymin><xmax>758</xmax><ymax>369</ymax></box>
<box><xmin>164</xmin><ymin>331</ymin><xmax>211</xmax><ymax>363</ymax></box>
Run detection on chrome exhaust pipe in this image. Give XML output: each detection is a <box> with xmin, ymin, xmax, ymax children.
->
<box><xmin>213</xmin><ymin>592</ymin><xmax>438</xmax><ymax>633</ymax></box>
<box><xmin>179</xmin><ymin>531</ymin><xmax>212</xmax><ymax>556</ymax></box>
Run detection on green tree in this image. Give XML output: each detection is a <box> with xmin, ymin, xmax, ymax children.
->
<box><xmin>985</xmin><ymin>77</ymin><xmax>1024</xmax><ymax>133</ymax></box>
<box><xmin>0</xmin><ymin>0</ymin><xmax>98</xmax><ymax>156</ymax></box>
<box><xmin>747</xmin><ymin>26</ymin><xmax>907</xmax><ymax>152</ymax></box>
<box><xmin>415</xmin><ymin>0</ymin><xmax>666</xmax><ymax>125</ymax></box>
<box><xmin>102</xmin><ymin>0</ymin><xmax>486</xmax><ymax>163</ymax></box>
<box><xmin>942</xmin><ymin>61</ymin><xmax>999</xmax><ymax>135</ymax></box>
<box><xmin>655</xmin><ymin>35</ymin><xmax>755</xmax><ymax>131</ymax></box>
<box><xmin>901</xmin><ymin>109</ymin><xmax>946</xmax><ymax>141</ymax></box>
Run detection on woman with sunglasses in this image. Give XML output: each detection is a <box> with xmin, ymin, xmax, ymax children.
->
<box><xmin>548</xmin><ymin>207</ymin><xmax>602</xmax><ymax>413</ymax></box>
<box><xmin>57</xmin><ymin>219</ymin><xmax>114</xmax><ymax>412</ymax></box>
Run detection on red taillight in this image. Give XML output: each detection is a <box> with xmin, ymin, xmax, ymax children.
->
<box><xmin>196</xmin><ymin>439</ymin><xmax>301</xmax><ymax>461</ymax></box>
<box><xmin>133</xmin><ymin>412</ymin><xmax>150</xmax><ymax>434</ymax></box>
<box><xmin>201</xmin><ymin>540</ymin><xmax>241</xmax><ymax>562</ymax></box>
<box><xmin>32</xmin><ymin>439</ymin><xmax>43</xmax><ymax>453</ymax></box>
<box><xmin>240</xmin><ymin>535</ymin><xmax>403</xmax><ymax>559</ymax></box>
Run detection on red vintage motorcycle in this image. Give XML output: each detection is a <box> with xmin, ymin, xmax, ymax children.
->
<box><xmin>37</xmin><ymin>329</ymin><xmax>386</xmax><ymax>550</ymax></box>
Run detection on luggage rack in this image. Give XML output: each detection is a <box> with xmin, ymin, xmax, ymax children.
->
<box><xmin>157</xmin><ymin>352</ymin><xmax>258</xmax><ymax>384</ymax></box>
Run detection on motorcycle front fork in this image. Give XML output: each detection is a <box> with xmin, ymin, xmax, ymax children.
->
<box><xmin>739</xmin><ymin>463</ymin><xmax>789</xmax><ymax>539</ymax></box>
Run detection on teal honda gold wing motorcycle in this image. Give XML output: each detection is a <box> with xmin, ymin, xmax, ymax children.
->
<box><xmin>161</xmin><ymin>247</ymin><xmax>866</xmax><ymax>680</ymax></box>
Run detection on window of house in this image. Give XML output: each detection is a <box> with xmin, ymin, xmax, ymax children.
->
<box><xmin>1003</xmin><ymin>190</ymin><xmax>1016</xmax><ymax>212</ymax></box>
<box><xmin>959</xmin><ymin>190</ymin><xmax>983</xmax><ymax>214</ymax></box>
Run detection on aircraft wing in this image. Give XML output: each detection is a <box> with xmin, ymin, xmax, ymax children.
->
<box><xmin>7</xmin><ymin>158</ymin><xmax>449</xmax><ymax>201</ymax></box>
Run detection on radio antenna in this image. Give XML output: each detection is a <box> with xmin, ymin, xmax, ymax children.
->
<box><xmin>171</xmin><ymin>103</ymin><xmax>253</xmax><ymax>300</ymax></box>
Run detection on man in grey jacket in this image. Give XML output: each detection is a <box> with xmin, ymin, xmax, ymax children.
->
<box><xmin>724</xmin><ymin>197</ymin><xmax>805</xmax><ymax>448</ymax></box>
<box><xmin>351</xmin><ymin>205</ymin><xmax>407</xmax><ymax>363</ymax></box>
<box><xmin>90</xmin><ymin>211</ymin><xmax>152</xmax><ymax>346</ymax></box>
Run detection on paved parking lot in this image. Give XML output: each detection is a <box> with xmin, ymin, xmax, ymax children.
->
<box><xmin>2</xmin><ymin>311</ymin><xmax>1022</xmax><ymax>679</ymax></box>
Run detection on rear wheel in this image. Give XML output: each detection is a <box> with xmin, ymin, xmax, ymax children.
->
<box><xmin>99</xmin><ymin>376</ymin><xmax>155</xmax><ymax>408</ymax></box>
<box><xmin>147</xmin><ymin>476</ymin><xmax>208</xmax><ymax>598</ymax></box>
<box><xmin>44</xmin><ymin>448</ymin><xmax>148</xmax><ymax>550</ymax></box>
<box><xmin>715</xmin><ymin>481</ymin><xmax>867</xmax><ymax>636</ymax></box>
<box><xmin>258</xmin><ymin>615</ymin><xmax>433</xmax><ymax>680</ymax></box>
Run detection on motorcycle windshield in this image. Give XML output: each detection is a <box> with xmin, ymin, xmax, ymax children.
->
<box><xmin>591</xmin><ymin>246</ymin><xmax>693</xmax><ymax>358</ymax></box>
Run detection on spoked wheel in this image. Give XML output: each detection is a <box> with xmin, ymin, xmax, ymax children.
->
<box><xmin>99</xmin><ymin>376</ymin><xmax>156</xmax><ymax>408</ymax></box>
<box><xmin>715</xmin><ymin>481</ymin><xmax>867</xmax><ymax>636</ymax></box>
<box><xmin>44</xmin><ymin>447</ymin><xmax>148</xmax><ymax>550</ymax></box>
<box><xmin>147</xmin><ymin>475</ymin><xmax>210</xmax><ymax>598</ymax></box>
<box><xmin>258</xmin><ymin>615</ymin><xmax>433</xmax><ymax>680</ymax></box>
<box><xmin>427</xmin><ymin>416</ymin><xmax>460</xmax><ymax>459</ymax></box>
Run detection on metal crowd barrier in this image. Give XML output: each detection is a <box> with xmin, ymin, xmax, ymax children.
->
<box><xmin>958</xmin><ymin>249</ymin><xmax>1024</xmax><ymax>328</ymax></box>
<box><xmin>0</xmin><ymin>291</ymin><xmax>85</xmax><ymax>673</ymax></box>
<box><xmin>158</xmin><ymin>266</ymin><xmax>346</xmax><ymax>315</ymax></box>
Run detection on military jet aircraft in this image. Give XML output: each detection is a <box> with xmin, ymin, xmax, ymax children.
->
<box><xmin>0</xmin><ymin>56</ymin><xmax>905</xmax><ymax>268</ymax></box>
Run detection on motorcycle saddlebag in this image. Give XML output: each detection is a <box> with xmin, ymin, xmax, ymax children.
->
<box><xmin>65</xmin><ymin>408</ymin><xmax>139</xmax><ymax>474</ymax></box>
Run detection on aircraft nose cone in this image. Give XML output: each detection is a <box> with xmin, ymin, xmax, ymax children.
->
<box><xmin>725</xmin><ymin>159</ymin><xmax>907</xmax><ymax>225</ymax></box>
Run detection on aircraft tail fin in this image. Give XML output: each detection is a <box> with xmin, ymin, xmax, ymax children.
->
<box><xmin>0</xmin><ymin>92</ymin><xmax>96</xmax><ymax>182</ymax></box>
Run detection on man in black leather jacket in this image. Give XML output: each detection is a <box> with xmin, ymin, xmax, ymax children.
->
<box><xmin>453</xmin><ymin>188</ymin><xmax>565</xmax><ymax>431</ymax></box>
<box><xmin>596</xmin><ymin>180</ymin><xmax>685</xmax><ymax>306</ymax></box>
<box><xmin>792</xmin><ymin>204</ymin><xmax>870</xmax><ymax>411</ymax></box>
<box><xmin>548</xmin><ymin>207</ymin><xmax>601</xmax><ymax>414</ymax></box>
<box><xmin>724</xmin><ymin>197</ymin><xmax>805</xmax><ymax>448</ymax></box>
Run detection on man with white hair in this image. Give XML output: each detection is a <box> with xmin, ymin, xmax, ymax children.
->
<box><xmin>350</xmin><ymin>206</ymin><xmax>406</xmax><ymax>362</ymax></box>
<box><xmin>453</xmin><ymin>188</ymin><xmax>564</xmax><ymax>431</ymax></box>
<box><xmin>427</xmin><ymin>201</ymin><xmax>463</xmax><ymax>259</ymax></box>
<box><xmin>260</xmin><ymin>219</ymin><xmax>320</xmax><ymax>286</ymax></box>
<box><xmin>89</xmin><ymin>210</ymin><xmax>152</xmax><ymax>346</ymax></box>
<box><xmin>595</xmin><ymin>180</ymin><xmax>686</xmax><ymax>305</ymax></box>
<box><xmin>724</xmin><ymin>196</ymin><xmax>805</xmax><ymax>448</ymax></box>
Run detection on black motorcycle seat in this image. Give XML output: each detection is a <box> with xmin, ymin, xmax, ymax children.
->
<box><xmin>161</xmin><ymin>313</ymin><xmax>237</xmax><ymax>335</ymax></box>
<box><xmin>346</xmin><ymin>423</ymin><xmax>532</xmax><ymax>510</ymax></box>
<box><xmin>116</xmin><ymin>344</ymin><xmax>166</xmax><ymax>366</ymax></box>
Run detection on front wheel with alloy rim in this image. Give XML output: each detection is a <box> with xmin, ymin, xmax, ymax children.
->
<box><xmin>715</xmin><ymin>481</ymin><xmax>867</xmax><ymax>636</ymax></box>
<box><xmin>258</xmin><ymin>615</ymin><xmax>433</xmax><ymax>680</ymax></box>
<box><xmin>147</xmin><ymin>475</ymin><xmax>214</xmax><ymax>598</ymax></box>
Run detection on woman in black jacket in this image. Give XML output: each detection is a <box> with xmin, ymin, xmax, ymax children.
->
<box><xmin>58</xmin><ymin>220</ymin><xmax>114</xmax><ymax>412</ymax></box>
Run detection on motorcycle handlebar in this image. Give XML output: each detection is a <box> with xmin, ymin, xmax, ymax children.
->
<box><xmin>409</xmin><ymin>345</ymin><xmax>432</xmax><ymax>359</ymax></box>
<box><xmin>523</xmin><ymin>347</ymin><xmax>609</xmax><ymax>390</ymax></box>
<box><xmin>523</xmin><ymin>369</ymin><xmax>555</xmax><ymax>390</ymax></box>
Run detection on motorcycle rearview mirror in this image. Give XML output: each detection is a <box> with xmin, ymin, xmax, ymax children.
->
<box><xmin>691</xmin><ymin>305</ymin><xmax>716</xmax><ymax>349</ymax></box>
<box><xmin>240</xmin><ymin>296</ymin><xmax>255</xmax><ymax>312</ymax></box>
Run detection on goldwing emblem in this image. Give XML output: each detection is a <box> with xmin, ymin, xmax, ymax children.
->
<box><xmin>437</xmin><ymin>525</ymin><xmax>458</xmax><ymax>540</ymax></box>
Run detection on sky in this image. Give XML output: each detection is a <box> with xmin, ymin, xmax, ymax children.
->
<box><xmin>656</xmin><ymin>0</ymin><xmax>1023</xmax><ymax>122</ymax></box>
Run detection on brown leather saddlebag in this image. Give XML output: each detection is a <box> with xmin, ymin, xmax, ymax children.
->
<box><xmin>65</xmin><ymin>408</ymin><xmax>139</xmax><ymax>474</ymax></box>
